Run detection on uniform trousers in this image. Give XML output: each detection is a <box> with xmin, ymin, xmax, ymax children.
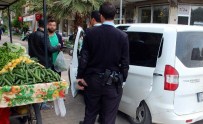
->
<box><xmin>83</xmin><ymin>75</ymin><xmax>123</xmax><ymax>124</ymax></box>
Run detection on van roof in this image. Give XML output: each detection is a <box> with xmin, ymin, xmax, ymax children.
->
<box><xmin>127</xmin><ymin>23</ymin><xmax>203</xmax><ymax>33</ymax></box>
<box><xmin>115</xmin><ymin>24</ymin><xmax>132</xmax><ymax>27</ymax></box>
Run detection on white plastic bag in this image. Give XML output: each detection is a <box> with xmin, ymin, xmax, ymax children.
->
<box><xmin>58</xmin><ymin>98</ymin><xmax>66</xmax><ymax>117</ymax></box>
<box><xmin>54</xmin><ymin>100</ymin><xmax>60</xmax><ymax>116</ymax></box>
<box><xmin>54</xmin><ymin>98</ymin><xmax>67</xmax><ymax>117</ymax></box>
<box><xmin>54</xmin><ymin>51</ymin><xmax>68</xmax><ymax>72</ymax></box>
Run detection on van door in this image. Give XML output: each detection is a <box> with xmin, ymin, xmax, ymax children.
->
<box><xmin>119</xmin><ymin>32</ymin><xmax>163</xmax><ymax>117</ymax></box>
<box><xmin>69</xmin><ymin>27</ymin><xmax>84</xmax><ymax>97</ymax></box>
<box><xmin>147</xmin><ymin>27</ymin><xmax>177</xmax><ymax>116</ymax></box>
<box><xmin>174</xmin><ymin>31</ymin><xmax>203</xmax><ymax>115</ymax></box>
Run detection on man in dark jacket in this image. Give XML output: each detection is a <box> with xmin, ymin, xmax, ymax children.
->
<box><xmin>90</xmin><ymin>10</ymin><xmax>101</xmax><ymax>27</ymax></box>
<box><xmin>28</xmin><ymin>19</ymin><xmax>61</xmax><ymax>68</ymax></box>
<box><xmin>77</xmin><ymin>2</ymin><xmax>129</xmax><ymax>124</ymax></box>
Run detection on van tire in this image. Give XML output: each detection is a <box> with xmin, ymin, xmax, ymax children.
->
<box><xmin>128</xmin><ymin>102</ymin><xmax>152</xmax><ymax>124</ymax></box>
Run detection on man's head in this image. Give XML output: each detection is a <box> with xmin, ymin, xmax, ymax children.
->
<box><xmin>47</xmin><ymin>18</ymin><xmax>57</xmax><ymax>34</ymax></box>
<box><xmin>38</xmin><ymin>19</ymin><xmax>44</xmax><ymax>28</ymax></box>
<box><xmin>99</xmin><ymin>2</ymin><xmax>116</xmax><ymax>22</ymax></box>
<box><xmin>90</xmin><ymin>10</ymin><xmax>101</xmax><ymax>26</ymax></box>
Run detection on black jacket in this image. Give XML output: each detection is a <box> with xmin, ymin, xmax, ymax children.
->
<box><xmin>28</xmin><ymin>28</ymin><xmax>62</xmax><ymax>68</ymax></box>
<box><xmin>77</xmin><ymin>24</ymin><xmax>129</xmax><ymax>82</ymax></box>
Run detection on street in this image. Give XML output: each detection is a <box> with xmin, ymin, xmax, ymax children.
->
<box><xmin>1</xmin><ymin>35</ymin><xmax>203</xmax><ymax>124</ymax></box>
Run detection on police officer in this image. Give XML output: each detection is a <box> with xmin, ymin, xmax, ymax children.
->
<box><xmin>89</xmin><ymin>10</ymin><xmax>101</xmax><ymax>27</ymax></box>
<box><xmin>86</xmin><ymin>10</ymin><xmax>103</xmax><ymax>123</ymax></box>
<box><xmin>77</xmin><ymin>2</ymin><xmax>129</xmax><ymax>124</ymax></box>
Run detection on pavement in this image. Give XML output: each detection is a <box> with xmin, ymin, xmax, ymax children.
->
<box><xmin>1</xmin><ymin>35</ymin><xmax>203</xmax><ymax>124</ymax></box>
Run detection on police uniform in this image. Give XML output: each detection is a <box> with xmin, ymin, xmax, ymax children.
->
<box><xmin>77</xmin><ymin>21</ymin><xmax>129</xmax><ymax>124</ymax></box>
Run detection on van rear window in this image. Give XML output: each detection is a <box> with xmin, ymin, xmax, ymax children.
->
<box><xmin>127</xmin><ymin>32</ymin><xmax>163</xmax><ymax>67</ymax></box>
<box><xmin>176</xmin><ymin>32</ymin><xmax>203</xmax><ymax>68</ymax></box>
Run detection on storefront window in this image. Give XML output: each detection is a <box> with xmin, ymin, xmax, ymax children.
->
<box><xmin>178</xmin><ymin>16</ymin><xmax>189</xmax><ymax>25</ymax></box>
<box><xmin>153</xmin><ymin>5</ymin><xmax>169</xmax><ymax>23</ymax></box>
<box><xmin>190</xmin><ymin>6</ymin><xmax>203</xmax><ymax>26</ymax></box>
<box><xmin>139</xmin><ymin>7</ymin><xmax>151</xmax><ymax>23</ymax></box>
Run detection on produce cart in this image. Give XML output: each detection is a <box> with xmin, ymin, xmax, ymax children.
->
<box><xmin>0</xmin><ymin>0</ymin><xmax>59</xmax><ymax>123</ymax></box>
<box><xmin>1</xmin><ymin>81</ymin><xmax>68</xmax><ymax>124</ymax></box>
<box><xmin>0</xmin><ymin>43</ymin><xmax>69</xmax><ymax>124</ymax></box>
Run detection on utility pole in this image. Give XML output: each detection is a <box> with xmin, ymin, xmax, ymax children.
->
<box><xmin>8</xmin><ymin>7</ymin><xmax>12</xmax><ymax>43</ymax></box>
<box><xmin>119</xmin><ymin>0</ymin><xmax>123</xmax><ymax>24</ymax></box>
<box><xmin>43</xmin><ymin>0</ymin><xmax>48</xmax><ymax>68</ymax></box>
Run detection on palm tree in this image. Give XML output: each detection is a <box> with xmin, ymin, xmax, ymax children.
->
<box><xmin>27</xmin><ymin>0</ymin><xmax>104</xmax><ymax>31</ymax></box>
<box><xmin>53</xmin><ymin>0</ymin><xmax>103</xmax><ymax>31</ymax></box>
<box><xmin>27</xmin><ymin>0</ymin><xmax>57</xmax><ymax>15</ymax></box>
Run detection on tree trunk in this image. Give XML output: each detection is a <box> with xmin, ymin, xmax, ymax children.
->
<box><xmin>74</xmin><ymin>13</ymin><xmax>85</xmax><ymax>33</ymax></box>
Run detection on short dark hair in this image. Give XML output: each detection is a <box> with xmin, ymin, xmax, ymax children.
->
<box><xmin>99</xmin><ymin>2</ymin><xmax>116</xmax><ymax>20</ymax></box>
<box><xmin>48</xmin><ymin>18</ymin><xmax>57</xmax><ymax>24</ymax></box>
<box><xmin>38</xmin><ymin>19</ymin><xmax>44</xmax><ymax>27</ymax></box>
<box><xmin>91</xmin><ymin>10</ymin><xmax>101</xmax><ymax>23</ymax></box>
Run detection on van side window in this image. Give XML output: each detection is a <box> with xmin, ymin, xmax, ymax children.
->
<box><xmin>176</xmin><ymin>32</ymin><xmax>203</xmax><ymax>67</ymax></box>
<box><xmin>127</xmin><ymin>32</ymin><xmax>163</xmax><ymax>67</ymax></box>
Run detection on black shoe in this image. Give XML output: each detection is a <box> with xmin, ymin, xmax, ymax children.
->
<box><xmin>79</xmin><ymin>121</ymin><xmax>83</xmax><ymax>124</ymax></box>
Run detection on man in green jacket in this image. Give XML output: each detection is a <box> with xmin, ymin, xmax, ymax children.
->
<box><xmin>47</xmin><ymin>18</ymin><xmax>63</xmax><ymax>75</ymax></box>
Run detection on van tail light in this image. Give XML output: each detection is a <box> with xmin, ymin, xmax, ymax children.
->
<box><xmin>186</xmin><ymin>119</ymin><xmax>193</xmax><ymax>123</ymax></box>
<box><xmin>164</xmin><ymin>65</ymin><xmax>179</xmax><ymax>91</ymax></box>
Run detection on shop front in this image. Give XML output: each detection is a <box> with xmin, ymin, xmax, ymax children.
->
<box><xmin>178</xmin><ymin>4</ymin><xmax>203</xmax><ymax>26</ymax></box>
<box><xmin>124</xmin><ymin>0</ymin><xmax>203</xmax><ymax>26</ymax></box>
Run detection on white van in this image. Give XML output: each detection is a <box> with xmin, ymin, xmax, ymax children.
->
<box><xmin>69</xmin><ymin>24</ymin><xmax>203</xmax><ymax>124</ymax></box>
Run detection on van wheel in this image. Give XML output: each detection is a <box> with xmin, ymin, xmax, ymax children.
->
<box><xmin>128</xmin><ymin>102</ymin><xmax>152</xmax><ymax>124</ymax></box>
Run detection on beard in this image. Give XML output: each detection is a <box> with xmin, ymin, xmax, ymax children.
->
<box><xmin>48</xmin><ymin>28</ymin><xmax>55</xmax><ymax>33</ymax></box>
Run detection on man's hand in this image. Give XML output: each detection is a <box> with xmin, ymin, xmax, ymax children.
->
<box><xmin>57</xmin><ymin>44</ymin><xmax>62</xmax><ymax>50</ymax></box>
<box><xmin>76</xmin><ymin>79</ymin><xmax>88</xmax><ymax>90</ymax></box>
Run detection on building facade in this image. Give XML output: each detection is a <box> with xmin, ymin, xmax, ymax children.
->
<box><xmin>124</xmin><ymin>0</ymin><xmax>203</xmax><ymax>26</ymax></box>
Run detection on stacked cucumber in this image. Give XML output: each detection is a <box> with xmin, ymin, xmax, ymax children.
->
<box><xmin>0</xmin><ymin>62</ymin><xmax>61</xmax><ymax>86</ymax></box>
<box><xmin>0</xmin><ymin>43</ymin><xmax>61</xmax><ymax>87</ymax></box>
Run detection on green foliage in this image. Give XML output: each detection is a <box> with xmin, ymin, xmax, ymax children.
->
<box><xmin>3</xmin><ymin>0</ymin><xmax>106</xmax><ymax>31</ymax></box>
<box><xmin>22</xmin><ymin>23</ymin><xmax>29</xmax><ymax>29</ymax></box>
<box><xmin>53</xmin><ymin>0</ymin><xmax>103</xmax><ymax>19</ymax></box>
<box><xmin>2</xmin><ymin>0</ymin><xmax>26</xmax><ymax>30</ymax></box>
<box><xmin>28</xmin><ymin>0</ymin><xmax>104</xmax><ymax>28</ymax></box>
<box><xmin>12</xmin><ymin>17</ymin><xmax>21</xmax><ymax>28</ymax></box>
<box><xmin>0</xmin><ymin>42</ymin><xmax>26</xmax><ymax>70</ymax></box>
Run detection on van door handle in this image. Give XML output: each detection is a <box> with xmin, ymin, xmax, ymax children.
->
<box><xmin>153</xmin><ymin>73</ymin><xmax>163</xmax><ymax>76</ymax></box>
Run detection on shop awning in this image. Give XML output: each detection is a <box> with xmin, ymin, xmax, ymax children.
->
<box><xmin>0</xmin><ymin>0</ymin><xmax>19</xmax><ymax>10</ymax></box>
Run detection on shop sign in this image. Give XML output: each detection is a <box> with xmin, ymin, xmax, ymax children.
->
<box><xmin>23</xmin><ymin>15</ymin><xmax>34</xmax><ymax>22</ymax></box>
<box><xmin>178</xmin><ymin>5</ymin><xmax>190</xmax><ymax>16</ymax></box>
